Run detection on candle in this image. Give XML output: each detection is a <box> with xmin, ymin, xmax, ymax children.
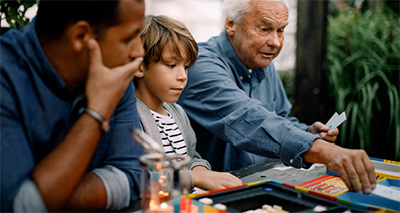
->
<box><xmin>149</xmin><ymin>200</ymin><xmax>174</xmax><ymax>213</ymax></box>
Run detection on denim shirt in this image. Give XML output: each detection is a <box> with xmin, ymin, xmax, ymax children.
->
<box><xmin>0</xmin><ymin>19</ymin><xmax>143</xmax><ymax>211</ymax></box>
<box><xmin>177</xmin><ymin>32</ymin><xmax>319</xmax><ymax>172</ymax></box>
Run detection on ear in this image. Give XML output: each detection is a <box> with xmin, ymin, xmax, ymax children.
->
<box><xmin>68</xmin><ymin>21</ymin><xmax>94</xmax><ymax>52</ymax></box>
<box><xmin>134</xmin><ymin>64</ymin><xmax>145</xmax><ymax>78</ymax></box>
<box><xmin>225</xmin><ymin>18</ymin><xmax>235</xmax><ymax>36</ymax></box>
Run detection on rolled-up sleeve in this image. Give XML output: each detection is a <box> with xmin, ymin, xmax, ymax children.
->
<box><xmin>92</xmin><ymin>166</ymin><xmax>130</xmax><ymax>210</ymax></box>
<box><xmin>13</xmin><ymin>180</ymin><xmax>47</xmax><ymax>212</ymax></box>
<box><xmin>100</xmin><ymin>84</ymin><xmax>144</xmax><ymax>204</ymax></box>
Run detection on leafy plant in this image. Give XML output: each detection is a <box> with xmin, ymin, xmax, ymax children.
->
<box><xmin>278</xmin><ymin>69</ymin><xmax>295</xmax><ymax>105</ymax></box>
<box><xmin>1</xmin><ymin>0</ymin><xmax>37</xmax><ymax>28</ymax></box>
<box><xmin>327</xmin><ymin>8</ymin><xmax>400</xmax><ymax>160</ymax></box>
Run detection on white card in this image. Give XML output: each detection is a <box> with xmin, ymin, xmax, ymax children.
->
<box><xmin>325</xmin><ymin>112</ymin><xmax>339</xmax><ymax>128</ymax></box>
<box><xmin>372</xmin><ymin>184</ymin><xmax>400</xmax><ymax>202</ymax></box>
<box><xmin>325</xmin><ymin>112</ymin><xmax>347</xmax><ymax>130</ymax></box>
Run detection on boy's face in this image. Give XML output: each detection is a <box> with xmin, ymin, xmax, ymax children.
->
<box><xmin>139</xmin><ymin>41</ymin><xmax>190</xmax><ymax>105</ymax></box>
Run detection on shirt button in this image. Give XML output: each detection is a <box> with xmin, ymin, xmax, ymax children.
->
<box><xmin>290</xmin><ymin>159</ymin><xmax>293</xmax><ymax>164</ymax></box>
<box><xmin>239</xmin><ymin>76</ymin><xmax>243</xmax><ymax>80</ymax></box>
<box><xmin>248</xmin><ymin>75</ymin><xmax>251</xmax><ymax>78</ymax></box>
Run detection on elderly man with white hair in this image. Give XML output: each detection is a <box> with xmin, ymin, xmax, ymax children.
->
<box><xmin>178</xmin><ymin>0</ymin><xmax>376</xmax><ymax>194</ymax></box>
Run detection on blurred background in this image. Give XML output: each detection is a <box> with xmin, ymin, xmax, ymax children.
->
<box><xmin>1</xmin><ymin>0</ymin><xmax>399</xmax><ymax>161</ymax></box>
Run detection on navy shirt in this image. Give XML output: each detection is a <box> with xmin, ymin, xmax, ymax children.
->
<box><xmin>0</xmin><ymin>20</ymin><xmax>143</xmax><ymax>211</ymax></box>
<box><xmin>177</xmin><ymin>32</ymin><xmax>319</xmax><ymax>172</ymax></box>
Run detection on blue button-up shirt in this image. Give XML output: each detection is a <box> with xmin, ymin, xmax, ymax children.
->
<box><xmin>177</xmin><ymin>32</ymin><xmax>319</xmax><ymax>172</ymax></box>
<box><xmin>0</xmin><ymin>20</ymin><xmax>143</xmax><ymax>211</ymax></box>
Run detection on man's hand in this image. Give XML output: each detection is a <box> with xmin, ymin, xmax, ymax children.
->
<box><xmin>86</xmin><ymin>39</ymin><xmax>143</xmax><ymax>120</ymax></box>
<box><xmin>308</xmin><ymin>122</ymin><xmax>339</xmax><ymax>143</ymax></box>
<box><xmin>191</xmin><ymin>166</ymin><xmax>242</xmax><ymax>190</ymax></box>
<box><xmin>304</xmin><ymin>139</ymin><xmax>376</xmax><ymax>194</ymax></box>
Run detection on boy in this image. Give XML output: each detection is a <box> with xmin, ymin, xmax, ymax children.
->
<box><xmin>135</xmin><ymin>15</ymin><xmax>242</xmax><ymax>191</ymax></box>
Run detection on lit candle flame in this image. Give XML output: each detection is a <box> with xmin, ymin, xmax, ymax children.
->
<box><xmin>160</xmin><ymin>202</ymin><xmax>168</xmax><ymax>209</ymax></box>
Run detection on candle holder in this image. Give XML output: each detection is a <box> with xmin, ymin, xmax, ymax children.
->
<box><xmin>134</xmin><ymin>128</ymin><xmax>193</xmax><ymax>212</ymax></box>
<box><xmin>140</xmin><ymin>153</ymin><xmax>192</xmax><ymax>212</ymax></box>
<box><xmin>140</xmin><ymin>153</ymin><xmax>174</xmax><ymax>212</ymax></box>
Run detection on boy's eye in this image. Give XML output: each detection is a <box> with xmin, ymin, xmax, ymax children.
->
<box><xmin>184</xmin><ymin>65</ymin><xmax>190</xmax><ymax>70</ymax></box>
<box><xmin>167</xmin><ymin>64</ymin><xmax>176</xmax><ymax>68</ymax></box>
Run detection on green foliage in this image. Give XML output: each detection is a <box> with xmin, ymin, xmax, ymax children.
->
<box><xmin>327</xmin><ymin>9</ymin><xmax>400</xmax><ymax>160</ymax></box>
<box><xmin>1</xmin><ymin>0</ymin><xmax>37</xmax><ymax>28</ymax></box>
<box><xmin>278</xmin><ymin>69</ymin><xmax>295</xmax><ymax>105</ymax></box>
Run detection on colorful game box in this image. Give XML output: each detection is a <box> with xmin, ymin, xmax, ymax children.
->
<box><xmin>296</xmin><ymin>175</ymin><xmax>349</xmax><ymax>196</ymax></box>
<box><xmin>314</xmin><ymin>157</ymin><xmax>400</xmax><ymax>211</ymax></box>
<box><xmin>186</xmin><ymin>180</ymin><xmax>377</xmax><ymax>212</ymax></box>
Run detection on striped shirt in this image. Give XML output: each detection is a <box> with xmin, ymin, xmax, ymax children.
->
<box><xmin>150</xmin><ymin>109</ymin><xmax>188</xmax><ymax>156</ymax></box>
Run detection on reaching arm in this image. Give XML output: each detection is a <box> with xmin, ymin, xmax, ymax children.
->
<box><xmin>304</xmin><ymin>139</ymin><xmax>376</xmax><ymax>194</ymax></box>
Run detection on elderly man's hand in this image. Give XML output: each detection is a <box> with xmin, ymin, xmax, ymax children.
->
<box><xmin>304</xmin><ymin>139</ymin><xmax>376</xmax><ymax>194</ymax></box>
<box><xmin>308</xmin><ymin>122</ymin><xmax>339</xmax><ymax>143</ymax></box>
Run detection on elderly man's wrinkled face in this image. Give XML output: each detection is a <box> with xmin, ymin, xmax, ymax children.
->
<box><xmin>226</xmin><ymin>0</ymin><xmax>288</xmax><ymax>69</ymax></box>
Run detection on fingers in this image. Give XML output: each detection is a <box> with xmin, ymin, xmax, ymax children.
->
<box><xmin>308</xmin><ymin>122</ymin><xmax>319</xmax><ymax>134</ymax></box>
<box><xmin>125</xmin><ymin>57</ymin><xmax>144</xmax><ymax>74</ymax></box>
<box><xmin>363</xmin><ymin>153</ymin><xmax>376</xmax><ymax>191</ymax></box>
<box><xmin>331</xmin><ymin>160</ymin><xmax>352</xmax><ymax>191</ymax></box>
<box><xmin>221</xmin><ymin>173</ymin><xmax>242</xmax><ymax>188</ymax></box>
<box><xmin>111</xmin><ymin>57</ymin><xmax>144</xmax><ymax>83</ymax></box>
<box><xmin>309</xmin><ymin>122</ymin><xmax>329</xmax><ymax>134</ymax></box>
<box><xmin>88</xmin><ymin>39</ymin><xmax>103</xmax><ymax>72</ymax></box>
<box><xmin>88</xmin><ymin>38</ymin><xmax>143</xmax><ymax>81</ymax></box>
<box><xmin>320</xmin><ymin>128</ymin><xmax>338</xmax><ymax>142</ymax></box>
<box><xmin>343</xmin><ymin>159</ymin><xmax>363</xmax><ymax>193</ymax></box>
<box><xmin>327</xmin><ymin>128</ymin><xmax>339</xmax><ymax>136</ymax></box>
<box><xmin>320</xmin><ymin>133</ymin><xmax>337</xmax><ymax>142</ymax></box>
<box><xmin>193</xmin><ymin>170</ymin><xmax>242</xmax><ymax>190</ymax></box>
<box><xmin>334</xmin><ymin>150</ymin><xmax>375</xmax><ymax>194</ymax></box>
<box><xmin>213</xmin><ymin>173</ymin><xmax>242</xmax><ymax>189</ymax></box>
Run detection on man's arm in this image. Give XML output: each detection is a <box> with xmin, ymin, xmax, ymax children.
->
<box><xmin>62</xmin><ymin>172</ymin><xmax>107</xmax><ymax>211</ymax></box>
<box><xmin>32</xmin><ymin>39</ymin><xmax>143</xmax><ymax>211</ymax></box>
<box><xmin>31</xmin><ymin>114</ymin><xmax>106</xmax><ymax>211</ymax></box>
<box><xmin>304</xmin><ymin>139</ymin><xmax>376</xmax><ymax>194</ymax></box>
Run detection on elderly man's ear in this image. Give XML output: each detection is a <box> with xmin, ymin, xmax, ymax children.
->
<box><xmin>225</xmin><ymin>18</ymin><xmax>235</xmax><ymax>36</ymax></box>
<box><xmin>134</xmin><ymin>64</ymin><xmax>145</xmax><ymax>78</ymax></box>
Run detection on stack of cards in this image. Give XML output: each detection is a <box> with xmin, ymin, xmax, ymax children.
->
<box><xmin>325</xmin><ymin>112</ymin><xmax>347</xmax><ymax>130</ymax></box>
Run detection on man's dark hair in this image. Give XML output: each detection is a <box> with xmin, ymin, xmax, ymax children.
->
<box><xmin>35</xmin><ymin>0</ymin><xmax>121</xmax><ymax>39</ymax></box>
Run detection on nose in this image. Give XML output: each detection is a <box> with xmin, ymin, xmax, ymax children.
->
<box><xmin>266</xmin><ymin>31</ymin><xmax>281</xmax><ymax>48</ymax></box>
<box><xmin>129</xmin><ymin>37</ymin><xmax>145</xmax><ymax>59</ymax></box>
<box><xmin>177</xmin><ymin>66</ymin><xmax>187</xmax><ymax>82</ymax></box>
